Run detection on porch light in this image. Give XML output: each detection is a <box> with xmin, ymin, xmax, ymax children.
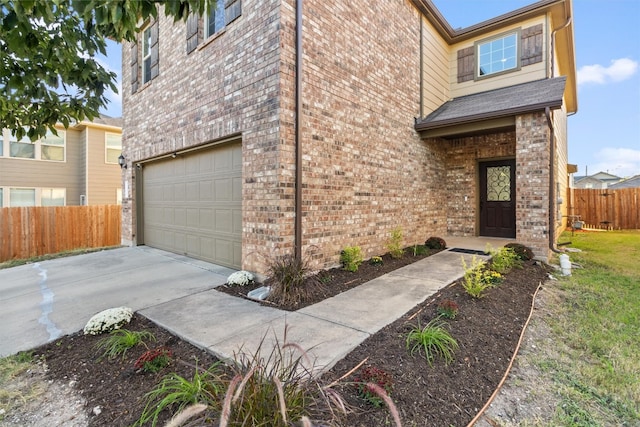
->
<box><xmin>118</xmin><ymin>154</ymin><xmax>127</xmax><ymax>169</ymax></box>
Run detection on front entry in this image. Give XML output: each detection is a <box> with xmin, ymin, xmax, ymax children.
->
<box><xmin>479</xmin><ymin>159</ymin><xmax>516</xmax><ymax>238</ymax></box>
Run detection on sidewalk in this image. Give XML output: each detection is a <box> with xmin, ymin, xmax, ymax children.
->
<box><xmin>141</xmin><ymin>247</ymin><xmax>495</xmax><ymax>374</ymax></box>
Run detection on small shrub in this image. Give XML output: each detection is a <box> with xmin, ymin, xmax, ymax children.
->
<box><xmin>133</xmin><ymin>362</ymin><xmax>225</xmax><ymax>427</ymax></box>
<box><xmin>227</xmin><ymin>270</ymin><xmax>255</xmax><ymax>286</ymax></box>
<box><xmin>406</xmin><ymin>317</ymin><xmax>458</xmax><ymax>366</ymax></box>
<box><xmin>134</xmin><ymin>347</ymin><xmax>173</xmax><ymax>373</ymax></box>
<box><xmin>267</xmin><ymin>254</ymin><xmax>321</xmax><ymax>307</ymax></box>
<box><xmin>95</xmin><ymin>329</ymin><xmax>156</xmax><ymax>361</ymax></box>
<box><xmin>340</xmin><ymin>246</ymin><xmax>363</xmax><ymax>272</ymax></box>
<box><xmin>461</xmin><ymin>256</ymin><xmax>492</xmax><ymax>298</ymax></box>
<box><xmin>482</xmin><ymin>269</ymin><xmax>503</xmax><ymax>286</ymax></box>
<box><xmin>412</xmin><ymin>244</ymin><xmax>428</xmax><ymax>256</ymax></box>
<box><xmin>504</xmin><ymin>242</ymin><xmax>534</xmax><ymax>261</ymax></box>
<box><xmin>386</xmin><ymin>227</ymin><xmax>404</xmax><ymax>259</ymax></box>
<box><xmin>425</xmin><ymin>236</ymin><xmax>447</xmax><ymax>250</ymax></box>
<box><xmin>354</xmin><ymin>366</ymin><xmax>393</xmax><ymax>407</ymax></box>
<box><xmin>369</xmin><ymin>256</ymin><xmax>383</xmax><ymax>266</ymax></box>
<box><xmin>487</xmin><ymin>246</ymin><xmax>521</xmax><ymax>274</ymax></box>
<box><xmin>83</xmin><ymin>306</ymin><xmax>133</xmax><ymax>335</ymax></box>
<box><xmin>436</xmin><ymin>300</ymin><xmax>459</xmax><ymax>319</ymax></box>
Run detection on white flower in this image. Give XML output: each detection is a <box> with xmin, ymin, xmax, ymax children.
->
<box><xmin>227</xmin><ymin>270</ymin><xmax>254</xmax><ymax>286</ymax></box>
<box><xmin>83</xmin><ymin>307</ymin><xmax>133</xmax><ymax>335</ymax></box>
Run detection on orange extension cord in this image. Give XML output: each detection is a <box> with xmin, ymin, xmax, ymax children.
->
<box><xmin>466</xmin><ymin>282</ymin><xmax>544</xmax><ymax>427</ymax></box>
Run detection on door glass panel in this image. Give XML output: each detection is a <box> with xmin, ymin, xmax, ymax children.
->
<box><xmin>487</xmin><ymin>166</ymin><xmax>511</xmax><ymax>201</ymax></box>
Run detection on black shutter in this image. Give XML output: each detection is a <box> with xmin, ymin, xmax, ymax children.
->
<box><xmin>186</xmin><ymin>13</ymin><xmax>199</xmax><ymax>54</ymax></box>
<box><xmin>225</xmin><ymin>0</ymin><xmax>241</xmax><ymax>24</ymax></box>
<box><xmin>457</xmin><ymin>47</ymin><xmax>475</xmax><ymax>83</ymax></box>
<box><xmin>150</xmin><ymin>20</ymin><xmax>159</xmax><ymax>80</ymax></box>
<box><xmin>131</xmin><ymin>42</ymin><xmax>138</xmax><ymax>93</ymax></box>
<box><xmin>521</xmin><ymin>24</ymin><xmax>543</xmax><ymax>66</ymax></box>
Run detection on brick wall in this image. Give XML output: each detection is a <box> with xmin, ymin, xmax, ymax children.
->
<box><xmin>516</xmin><ymin>112</ymin><xmax>551</xmax><ymax>260</ymax></box>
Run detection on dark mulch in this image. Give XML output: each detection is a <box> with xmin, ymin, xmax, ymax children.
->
<box><xmin>29</xmin><ymin>249</ymin><xmax>549</xmax><ymax>427</ymax></box>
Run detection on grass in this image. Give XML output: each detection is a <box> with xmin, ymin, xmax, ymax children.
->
<box><xmin>0</xmin><ymin>246</ymin><xmax>121</xmax><ymax>270</ymax></box>
<box><xmin>0</xmin><ymin>352</ymin><xmax>40</xmax><ymax>421</ymax></box>
<box><xmin>95</xmin><ymin>329</ymin><xmax>156</xmax><ymax>360</ymax></box>
<box><xmin>521</xmin><ymin>230</ymin><xmax>640</xmax><ymax>426</ymax></box>
<box><xmin>406</xmin><ymin>317</ymin><xmax>459</xmax><ymax>367</ymax></box>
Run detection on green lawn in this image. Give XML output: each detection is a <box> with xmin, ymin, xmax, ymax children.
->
<box><xmin>538</xmin><ymin>230</ymin><xmax>640</xmax><ymax>426</ymax></box>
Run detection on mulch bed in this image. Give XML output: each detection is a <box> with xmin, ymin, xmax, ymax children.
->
<box><xmin>28</xmin><ymin>249</ymin><xmax>549</xmax><ymax>427</ymax></box>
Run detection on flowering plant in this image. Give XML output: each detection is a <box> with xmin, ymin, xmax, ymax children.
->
<box><xmin>369</xmin><ymin>256</ymin><xmax>383</xmax><ymax>266</ymax></box>
<box><xmin>354</xmin><ymin>366</ymin><xmax>393</xmax><ymax>407</ymax></box>
<box><xmin>482</xmin><ymin>270</ymin><xmax>503</xmax><ymax>286</ymax></box>
<box><xmin>227</xmin><ymin>270</ymin><xmax>255</xmax><ymax>286</ymax></box>
<box><xmin>134</xmin><ymin>347</ymin><xmax>172</xmax><ymax>373</ymax></box>
<box><xmin>83</xmin><ymin>306</ymin><xmax>133</xmax><ymax>335</ymax></box>
<box><xmin>437</xmin><ymin>300</ymin><xmax>459</xmax><ymax>319</ymax></box>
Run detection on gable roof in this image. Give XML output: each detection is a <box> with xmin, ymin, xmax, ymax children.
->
<box><xmin>415</xmin><ymin>77</ymin><xmax>566</xmax><ymax>132</ymax></box>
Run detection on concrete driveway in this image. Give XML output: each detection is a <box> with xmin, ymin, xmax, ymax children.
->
<box><xmin>0</xmin><ymin>246</ymin><xmax>235</xmax><ymax>357</ymax></box>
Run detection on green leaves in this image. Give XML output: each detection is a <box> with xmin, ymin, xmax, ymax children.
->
<box><xmin>0</xmin><ymin>0</ymin><xmax>215</xmax><ymax>139</ymax></box>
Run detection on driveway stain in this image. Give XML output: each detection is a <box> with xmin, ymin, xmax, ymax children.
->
<box><xmin>33</xmin><ymin>263</ymin><xmax>62</xmax><ymax>341</ymax></box>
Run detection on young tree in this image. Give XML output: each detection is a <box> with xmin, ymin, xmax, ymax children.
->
<box><xmin>0</xmin><ymin>0</ymin><xmax>212</xmax><ymax>139</ymax></box>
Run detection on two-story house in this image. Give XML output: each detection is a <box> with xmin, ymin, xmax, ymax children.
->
<box><xmin>0</xmin><ymin>116</ymin><xmax>123</xmax><ymax>207</ymax></box>
<box><xmin>121</xmin><ymin>0</ymin><xmax>577</xmax><ymax>273</ymax></box>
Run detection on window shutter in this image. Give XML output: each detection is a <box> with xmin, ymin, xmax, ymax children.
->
<box><xmin>457</xmin><ymin>47</ymin><xmax>475</xmax><ymax>83</ymax></box>
<box><xmin>186</xmin><ymin>13</ymin><xmax>199</xmax><ymax>54</ymax></box>
<box><xmin>225</xmin><ymin>0</ymin><xmax>242</xmax><ymax>24</ymax></box>
<box><xmin>150</xmin><ymin>20</ymin><xmax>159</xmax><ymax>80</ymax></box>
<box><xmin>521</xmin><ymin>24</ymin><xmax>543</xmax><ymax>66</ymax></box>
<box><xmin>131</xmin><ymin>42</ymin><xmax>138</xmax><ymax>93</ymax></box>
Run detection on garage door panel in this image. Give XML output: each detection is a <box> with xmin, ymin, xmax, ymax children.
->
<box><xmin>142</xmin><ymin>142</ymin><xmax>242</xmax><ymax>269</ymax></box>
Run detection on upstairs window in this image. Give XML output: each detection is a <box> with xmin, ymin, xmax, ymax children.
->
<box><xmin>41</xmin><ymin>130</ymin><xmax>65</xmax><ymax>161</ymax></box>
<box><xmin>142</xmin><ymin>25</ymin><xmax>153</xmax><ymax>84</ymax></box>
<box><xmin>10</xmin><ymin>131</ymin><xmax>35</xmax><ymax>159</ymax></box>
<box><xmin>476</xmin><ymin>32</ymin><xmax>519</xmax><ymax>78</ymax></box>
<box><xmin>105</xmin><ymin>133</ymin><xmax>122</xmax><ymax>164</ymax></box>
<box><xmin>205</xmin><ymin>0</ymin><xmax>226</xmax><ymax>38</ymax></box>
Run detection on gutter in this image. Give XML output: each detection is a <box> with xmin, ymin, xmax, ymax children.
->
<box><xmin>295</xmin><ymin>0</ymin><xmax>303</xmax><ymax>261</ymax></box>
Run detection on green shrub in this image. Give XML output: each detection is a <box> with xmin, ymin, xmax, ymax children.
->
<box><xmin>425</xmin><ymin>236</ymin><xmax>446</xmax><ymax>250</ymax></box>
<box><xmin>340</xmin><ymin>246</ymin><xmax>363</xmax><ymax>272</ymax></box>
<box><xmin>504</xmin><ymin>242</ymin><xmax>534</xmax><ymax>261</ymax></box>
<box><xmin>267</xmin><ymin>255</ymin><xmax>320</xmax><ymax>307</ymax></box>
<box><xmin>133</xmin><ymin>363</ymin><xmax>225</xmax><ymax>427</ymax></box>
<box><xmin>369</xmin><ymin>256</ymin><xmax>383</xmax><ymax>266</ymax></box>
<box><xmin>95</xmin><ymin>329</ymin><xmax>155</xmax><ymax>361</ymax></box>
<box><xmin>412</xmin><ymin>244</ymin><xmax>428</xmax><ymax>256</ymax></box>
<box><xmin>386</xmin><ymin>227</ymin><xmax>404</xmax><ymax>259</ymax></box>
<box><xmin>487</xmin><ymin>246</ymin><xmax>521</xmax><ymax>274</ymax></box>
<box><xmin>461</xmin><ymin>256</ymin><xmax>493</xmax><ymax>298</ymax></box>
<box><xmin>406</xmin><ymin>318</ymin><xmax>458</xmax><ymax>366</ymax></box>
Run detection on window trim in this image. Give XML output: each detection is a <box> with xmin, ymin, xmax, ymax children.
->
<box><xmin>141</xmin><ymin>24</ymin><xmax>153</xmax><ymax>85</ymax></box>
<box><xmin>3</xmin><ymin>128</ymin><xmax>66</xmax><ymax>162</ymax></box>
<box><xmin>474</xmin><ymin>29</ymin><xmax>521</xmax><ymax>81</ymax></box>
<box><xmin>40</xmin><ymin>129</ymin><xmax>66</xmax><ymax>162</ymax></box>
<box><xmin>4</xmin><ymin>187</ymin><xmax>67</xmax><ymax>207</ymax></box>
<box><xmin>204</xmin><ymin>0</ymin><xmax>226</xmax><ymax>39</ymax></box>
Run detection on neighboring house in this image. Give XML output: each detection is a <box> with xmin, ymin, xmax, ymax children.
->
<box><xmin>0</xmin><ymin>116</ymin><xmax>123</xmax><ymax>207</ymax></box>
<box><xmin>121</xmin><ymin>0</ymin><xmax>577</xmax><ymax>272</ymax></box>
<box><xmin>608</xmin><ymin>174</ymin><xmax>640</xmax><ymax>189</ymax></box>
<box><xmin>573</xmin><ymin>171</ymin><xmax>623</xmax><ymax>189</ymax></box>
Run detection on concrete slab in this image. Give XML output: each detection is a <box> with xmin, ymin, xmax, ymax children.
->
<box><xmin>0</xmin><ymin>247</ymin><xmax>234</xmax><ymax>357</ymax></box>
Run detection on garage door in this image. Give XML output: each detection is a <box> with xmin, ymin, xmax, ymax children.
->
<box><xmin>142</xmin><ymin>143</ymin><xmax>242</xmax><ymax>268</ymax></box>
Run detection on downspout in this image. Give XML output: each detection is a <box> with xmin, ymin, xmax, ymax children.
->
<box><xmin>419</xmin><ymin>17</ymin><xmax>424</xmax><ymax>117</ymax></box>
<box><xmin>550</xmin><ymin>17</ymin><xmax>572</xmax><ymax>78</ymax></box>
<box><xmin>294</xmin><ymin>0</ymin><xmax>303</xmax><ymax>261</ymax></box>
<box><xmin>545</xmin><ymin>107</ymin><xmax>562</xmax><ymax>254</ymax></box>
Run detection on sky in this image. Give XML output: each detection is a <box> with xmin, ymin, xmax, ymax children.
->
<box><xmin>98</xmin><ymin>0</ymin><xmax>640</xmax><ymax>178</ymax></box>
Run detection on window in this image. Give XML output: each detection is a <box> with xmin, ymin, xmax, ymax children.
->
<box><xmin>41</xmin><ymin>130</ymin><xmax>65</xmax><ymax>161</ymax></box>
<box><xmin>477</xmin><ymin>32</ymin><xmax>519</xmax><ymax>77</ymax></box>
<box><xmin>142</xmin><ymin>25</ymin><xmax>153</xmax><ymax>84</ymax></box>
<box><xmin>105</xmin><ymin>133</ymin><xmax>122</xmax><ymax>164</ymax></box>
<box><xmin>10</xmin><ymin>188</ymin><xmax>36</xmax><ymax>207</ymax></box>
<box><xmin>41</xmin><ymin>188</ymin><xmax>66</xmax><ymax>206</ymax></box>
<box><xmin>0</xmin><ymin>133</ymin><xmax>3</xmax><ymax>157</ymax></box>
<box><xmin>10</xmin><ymin>132</ymin><xmax>35</xmax><ymax>159</ymax></box>
<box><xmin>205</xmin><ymin>0</ymin><xmax>226</xmax><ymax>38</ymax></box>
<box><xmin>0</xmin><ymin>188</ymin><xmax>3</xmax><ymax>207</ymax></box>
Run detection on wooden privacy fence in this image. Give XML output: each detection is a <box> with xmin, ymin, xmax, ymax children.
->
<box><xmin>0</xmin><ymin>205</ymin><xmax>121</xmax><ymax>262</ymax></box>
<box><xmin>567</xmin><ymin>187</ymin><xmax>640</xmax><ymax>230</ymax></box>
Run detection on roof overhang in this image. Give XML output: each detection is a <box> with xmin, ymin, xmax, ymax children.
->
<box><xmin>415</xmin><ymin>77</ymin><xmax>566</xmax><ymax>138</ymax></box>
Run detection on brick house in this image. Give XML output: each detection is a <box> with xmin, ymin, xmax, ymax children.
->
<box><xmin>1</xmin><ymin>116</ymin><xmax>123</xmax><ymax>207</ymax></box>
<box><xmin>121</xmin><ymin>0</ymin><xmax>577</xmax><ymax>273</ymax></box>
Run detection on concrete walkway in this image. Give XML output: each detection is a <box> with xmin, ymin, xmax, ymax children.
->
<box><xmin>1</xmin><ymin>236</ymin><xmax>510</xmax><ymax>372</ymax></box>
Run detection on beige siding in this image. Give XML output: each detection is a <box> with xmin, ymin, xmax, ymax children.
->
<box><xmin>0</xmin><ymin>127</ymin><xmax>84</xmax><ymax>205</ymax></box>
<box><xmin>86</xmin><ymin>127</ymin><xmax>122</xmax><ymax>205</ymax></box>
<box><xmin>450</xmin><ymin>16</ymin><xmax>548</xmax><ymax>99</ymax></box>
<box><xmin>421</xmin><ymin>16</ymin><xmax>450</xmax><ymax>116</ymax></box>
<box><xmin>554</xmin><ymin>106</ymin><xmax>569</xmax><ymax>233</ymax></box>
